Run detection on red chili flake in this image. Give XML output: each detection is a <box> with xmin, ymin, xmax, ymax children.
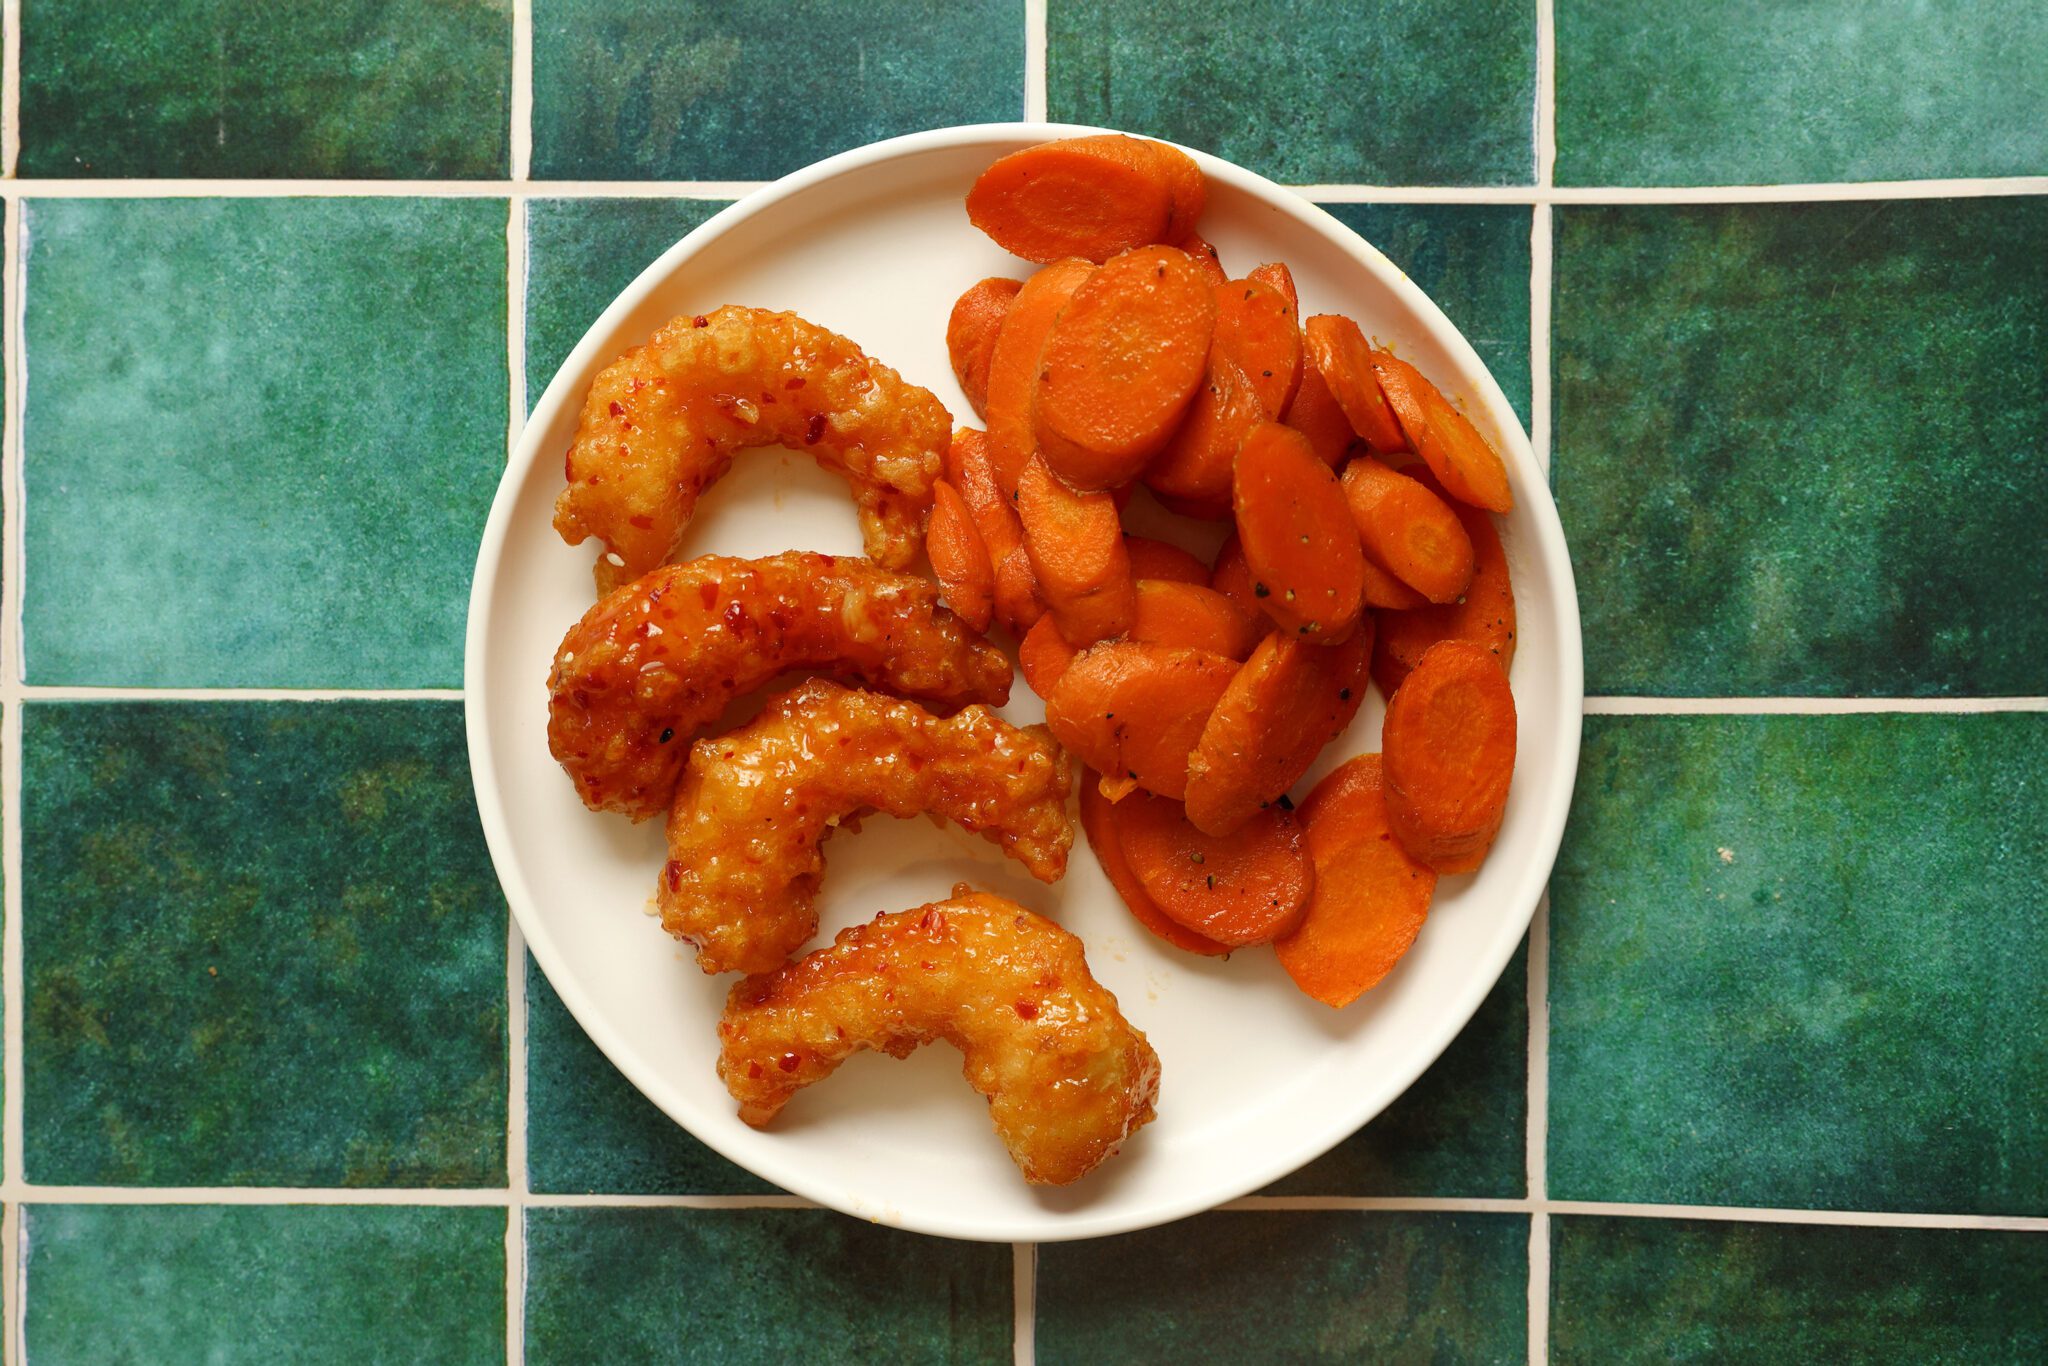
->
<box><xmin>697</xmin><ymin>582</ymin><xmax>719</xmax><ymax>610</ymax></box>
<box><xmin>785</xmin><ymin>377</ymin><xmax>806</xmax><ymax>390</ymax></box>
<box><xmin>628</xmin><ymin>514</ymin><xmax>654</xmax><ymax>530</ymax></box>
<box><xmin>804</xmin><ymin>413</ymin><xmax>827</xmax><ymax>445</ymax></box>
<box><xmin>919</xmin><ymin>908</ymin><xmax>947</xmax><ymax>932</ymax></box>
<box><xmin>562</xmin><ymin>451</ymin><xmax>574</xmax><ymax>481</ymax></box>
<box><xmin>663</xmin><ymin>860</ymin><xmax>683</xmax><ymax>891</ymax></box>
<box><xmin>777</xmin><ymin>1052</ymin><xmax>802</xmax><ymax>1073</ymax></box>
<box><xmin>760</xmin><ymin>391</ymin><xmax>777</xmax><ymax>405</ymax></box>
<box><xmin>722</xmin><ymin>600</ymin><xmax>752</xmax><ymax>632</ymax></box>
<box><xmin>692</xmin><ymin>314</ymin><xmax>709</xmax><ymax>328</ymax></box>
<box><xmin>1014</xmin><ymin>1001</ymin><xmax>1039</xmax><ymax>1020</ymax></box>
<box><xmin>609</xmin><ymin>400</ymin><xmax>625</xmax><ymax>417</ymax></box>
<box><xmin>746</xmin><ymin>1062</ymin><xmax>764</xmax><ymax>1080</ymax></box>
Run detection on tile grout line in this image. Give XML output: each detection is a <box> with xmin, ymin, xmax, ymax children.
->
<box><xmin>1</xmin><ymin>0</ymin><xmax>18</xmax><ymax>178</ymax></box>
<box><xmin>2</xmin><ymin>182</ymin><xmax>24</xmax><ymax>1366</ymax></box>
<box><xmin>510</xmin><ymin>0</ymin><xmax>534</xmax><ymax>183</ymax></box>
<box><xmin>1584</xmin><ymin>696</ymin><xmax>2048</xmax><ymax>715</ymax></box>
<box><xmin>1525</xmin><ymin>895</ymin><xmax>1553</xmax><ymax>1365</ymax></box>
<box><xmin>1023</xmin><ymin>0</ymin><xmax>1047</xmax><ymax>123</ymax></box>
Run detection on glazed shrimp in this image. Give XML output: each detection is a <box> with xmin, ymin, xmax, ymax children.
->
<box><xmin>555</xmin><ymin>306</ymin><xmax>953</xmax><ymax>595</ymax></box>
<box><xmin>661</xmin><ymin>680</ymin><xmax>1073</xmax><ymax>975</ymax></box>
<box><xmin>718</xmin><ymin>888</ymin><xmax>1160</xmax><ymax>1185</ymax></box>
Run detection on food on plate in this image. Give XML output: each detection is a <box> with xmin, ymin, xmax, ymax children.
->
<box><xmin>926</xmin><ymin>480</ymin><xmax>996</xmax><ymax>632</ymax></box>
<box><xmin>1381</xmin><ymin>639</ymin><xmax>1517</xmax><ymax>873</ymax></box>
<box><xmin>1122</xmin><ymin>535</ymin><xmax>1209</xmax><ymax>585</ymax></box>
<box><xmin>1015</xmin><ymin>455</ymin><xmax>1136</xmax><ymax>647</ymax></box>
<box><xmin>985</xmin><ymin>258</ymin><xmax>1095</xmax><ymax>492</ymax></box>
<box><xmin>1282</xmin><ymin>362</ymin><xmax>1360</xmax><ymax>468</ymax></box>
<box><xmin>1372</xmin><ymin>480</ymin><xmax>1516</xmax><ymax>695</ymax></box>
<box><xmin>1018</xmin><ymin>614</ymin><xmax>1078</xmax><ymax>696</ymax></box>
<box><xmin>1370</xmin><ymin>351</ymin><xmax>1514</xmax><ymax>514</ymax></box>
<box><xmin>1113</xmin><ymin>790</ymin><xmax>1313</xmax><ymax>947</ymax></box>
<box><xmin>1043</xmin><ymin>641</ymin><xmax>1239</xmax><ymax>803</ymax></box>
<box><xmin>554</xmin><ymin>305</ymin><xmax>952</xmax><ymax>594</ymax></box>
<box><xmin>1077</xmin><ymin>777</ymin><xmax>1230</xmax><ymax>956</ymax></box>
<box><xmin>1206</xmin><ymin>533</ymin><xmax>1262</xmax><ymax>621</ymax></box>
<box><xmin>967</xmin><ymin>134</ymin><xmax>1202</xmax><ymax>264</ymax></box>
<box><xmin>1232</xmin><ymin>422</ymin><xmax>1367</xmax><ymax>640</ymax></box>
<box><xmin>717</xmin><ymin>887</ymin><xmax>1159</xmax><ymax>1185</ymax></box>
<box><xmin>659</xmin><ymin>680</ymin><xmax>1071</xmax><ymax>974</ymax></box>
<box><xmin>548</xmin><ymin>552</ymin><xmax>1011</xmax><ymax>821</ymax></box>
<box><xmin>1181</xmin><ymin>232</ymin><xmax>1226</xmax><ymax>283</ymax></box>
<box><xmin>1302</xmin><ymin>313</ymin><xmax>1407</xmax><ymax>455</ymax></box>
<box><xmin>1339</xmin><ymin>457</ymin><xmax>1475</xmax><ymax>605</ymax></box>
<box><xmin>1359</xmin><ymin>552</ymin><xmax>1430</xmax><ymax>611</ymax></box>
<box><xmin>1128</xmin><ymin>580</ymin><xmax>1263</xmax><ymax>660</ymax></box>
<box><xmin>941</xmin><ymin>427</ymin><xmax>1024</xmax><ymax>564</ymax></box>
<box><xmin>1276</xmin><ymin>755</ymin><xmax>1435</xmax><ymax>1006</ymax></box>
<box><xmin>992</xmin><ymin>546</ymin><xmax>1048</xmax><ymax>634</ymax></box>
<box><xmin>945</xmin><ymin>277</ymin><xmax>1021</xmax><ymax>418</ymax></box>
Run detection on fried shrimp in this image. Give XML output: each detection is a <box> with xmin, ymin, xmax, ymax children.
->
<box><xmin>662</xmin><ymin>680</ymin><xmax>1073</xmax><ymax>974</ymax></box>
<box><xmin>718</xmin><ymin>888</ymin><xmax>1159</xmax><ymax>1184</ymax></box>
<box><xmin>555</xmin><ymin>306</ymin><xmax>953</xmax><ymax>594</ymax></box>
<box><xmin>549</xmin><ymin>553</ymin><xmax>1012</xmax><ymax>821</ymax></box>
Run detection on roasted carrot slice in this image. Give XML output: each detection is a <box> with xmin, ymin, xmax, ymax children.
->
<box><xmin>1043</xmin><ymin>642</ymin><xmax>1238</xmax><ymax>802</ymax></box>
<box><xmin>1277</xmin><ymin>754</ymin><xmax>1435</xmax><ymax>1006</ymax></box>
<box><xmin>1382</xmin><ymin>640</ymin><xmax>1516</xmax><ymax>873</ymax></box>
<box><xmin>926</xmin><ymin>480</ymin><xmax>995</xmax><ymax>632</ymax></box>
<box><xmin>1233</xmin><ymin>422</ymin><xmax>1367</xmax><ymax>640</ymax></box>
<box><xmin>1079</xmin><ymin>776</ymin><xmax>1231</xmax><ymax>956</ymax></box>
<box><xmin>1282</xmin><ymin>362</ymin><xmax>1358</xmax><ymax>469</ymax></box>
<box><xmin>1035</xmin><ymin>245</ymin><xmax>1217</xmax><ymax>491</ymax></box>
<box><xmin>942</xmin><ymin>426</ymin><xmax>1023</xmax><ymax>564</ymax></box>
<box><xmin>1116</xmin><ymin>791</ymin><xmax>1313</xmax><ymax>947</ymax></box>
<box><xmin>1370</xmin><ymin>351</ymin><xmax>1514</xmax><ymax>513</ymax></box>
<box><xmin>967</xmin><ymin>135</ymin><xmax>1175</xmax><ymax>264</ymax></box>
<box><xmin>985</xmin><ymin>258</ymin><xmax>1094</xmax><ymax>494</ymax></box>
<box><xmin>946</xmin><ymin>277</ymin><xmax>1022</xmax><ymax>420</ymax></box>
<box><xmin>1208</xmin><ymin>532</ymin><xmax>1261</xmax><ymax>620</ymax></box>
<box><xmin>1144</xmin><ymin>275</ymin><xmax>1303</xmax><ymax>510</ymax></box>
<box><xmin>1246</xmin><ymin>261</ymin><xmax>1298</xmax><ymax>316</ymax></box>
<box><xmin>1180</xmin><ymin>232</ymin><xmax>1226</xmax><ymax>285</ymax></box>
<box><xmin>1130</xmin><ymin>579</ymin><xmax>1263</xmax><ymax>659</ymax></box>
<box><xmin>1183</xmin><ymin>625</ymin><xmax>1371</xmax><ymax>837</ymax></box>
<box><xmin>1148</xmin><ymin>140</ymin><xmax>1208</xmax><ymax>246</ymax></box>
<box><xmin>993</xmin><ymin>545</ymin><xmax>1047</xmax><ymax>634</ymax></box>
<box><xmin>1372</xmin><ymin>478</ymin><xmax>1514</xmax><ymax>694</ymax></box>
<box><xmin>1018</xmin><ymin>613</ymin><xmax>1079</xmax><ymax>696</ymax></box>
<box><xmin>1340</xmin><ymin>457</ymin><xmax>1475</xmax><ymax>604</ymax></box>
<box><xmin>1125</xmin><ymin>535</ymin><xmax>1210</xmax><ymax>585</ymax></box>
<box><xmin>1016</xmin><ymin>454</ymin><xmax>1136</xmax><ymax>647</ymax></box>
<box><xmin>1360</xmin><ymin>554</ymin><xmax>1428</xmax><ymax>611</ymax></box>
<box><xmin>1303</xmin><ymin>314</ymin><xmax>1405</xmax><ymax>454</ymax></box>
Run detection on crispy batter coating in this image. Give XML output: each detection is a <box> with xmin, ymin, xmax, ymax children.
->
<box><xmin>549</xmin><ymin>553</ymin><xmax>1012</xmax><ymax>821</ymax></box>
<box><xmin>555</xmin><ymin>306</ymin><xmax>953</xmax><ymax>594</ymax></box>
<box><xmin>662</xmin><ymin>680</ymin><xmax>1073</xmax><ymax>974</ymax></box>
<box><xmin>718</xmin><ymin>888</ymin><xmax>1159</xmax><ymax>1185</ymax></box>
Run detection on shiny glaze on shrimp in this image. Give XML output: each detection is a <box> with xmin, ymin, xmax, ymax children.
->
<box><xmin>718</xmin><ymin>888</ymin><xmax>1159</xmax><ymax>1185</ymax></box>
<box><xmin>555</xmin><ymin>306</ymin><xmax>953</xmax><ymax>594</ymax></box>
<box><xmin>662</xmin><ymin>680</ymin><xmax>1073</xmax><ymax>975</ymax></box>
<box><xmin>548</xmin><ymin>553</ymin><xmax>1012</xmax><ymax>821</ymax></box>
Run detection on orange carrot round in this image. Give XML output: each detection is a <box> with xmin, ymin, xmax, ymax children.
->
<box><xmin>1079</xmin><ymin>776</ymin><xmax>1231</xmax><ymax>957</ymax></box>
<box><xmin>1043</xmin><ymin>642</ymin><xmax>1238</xmax><ymax>801</ymax></box>
<box><xmin>1303</xmin><ymin>314</ymin><xmax>1405</xmax><ymax>454</ymax></box>
<box><xmin>926</xmin><ymin>480</ymin><xmax>995</xmax><ymax>632</ymax></box>
<box><xmin>1144</xmin><ymin>275</ymin><xmax>1302</xmax><ymax>510</ymax></box>
<box><xmin>1018</xmin><ymin>613</ymin><xmax>1079</xmax><ymax>696</ymax></box>
<box><xmin>1370</xmin><ymin>351</ymin><xmax>1514</xmax><ymax>514</ymax></box>
<box><xmin>1232</xmin><ymin>422</ymin><xmax>1367</xmax><ymax>640</ymax></box>
<box><xmin>1372</xmin><ymin>477</ymin><xmax>1515</xmax><ymax>694</ymax></box>
<box><xmin>1340</xmin><ymin>457</ymin><xmax>1475</xmax><ymax>604</ymax></box>
<box><xmin>946</xmin><ymin>277</ymin><xmax>1021</xmax><ymax>420</ymax></box>
<box><xmin>1016</xmin><ymin>455</ymin><xmax>1137</xmax><ymax>647</ymax></box>
<box><xmin>1360</xmin><ymin>555</ymin><xmax>1428</xmax><ymax>611</ymax></box>
<box><xmin>1246</xmin><ymin>261</ymin><xmax>1298</xmax><ymax>316</ymax></box>
<box><xmin>1381</xmin><ymin>639</ymin><xmax>1517</xmax><ymax>873</ymax></box>
<box><xmin>993</xmin><ymin>545</ymin><xmax>1047</xmax><ymax>634</ymax></box>
<box><xmin>1130</xmin><ymin>580</ymin><xmax>1263</xmax><ymax>660</ymax></box>
<box><xmin>1180</xmin><ymin>233</ymin><xmax>1226</xmax><ymax>285</ymax></box>
<box><xmin>1208</xmin><ymin>533</ymin><xmax>1262</xmax><ymax>621</ymax></box>
<box><xmin>1125</xmin><ymin>535</ymin><xmax>1210</xmax><ymax>585</ymax></box>
<box><xmin>1115</xmin><ymin>791</ymin><xmax>1313</xmax><ymax>947</ymax></box>
<box><xmin>1147</xmin><ymin>140</ymin><xmax>1208</xmax><ymax>245</ymax></box>
<box><xmin>942</xmin><ymin>427</ymin><xmax>1023</xmax><ymax>564</ymax></box>
<box><xmin>1281</xmin><ymin>361</ymin><xmax>1358</xmax><ymax>468</ymax></box>
<box><xmin>967</xmin><ymin>135</ymin><xmax>1176</xmax><ymax>264</ymax></box>
<box><xmin>985</xmin><ymin>259</ymin><xmax>1094</xmax><ymax>494</ymax></box>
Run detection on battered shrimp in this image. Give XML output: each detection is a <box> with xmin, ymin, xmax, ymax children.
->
<box><xmin>555</xmin><ymin>306</ymin><xmax>953</xmax><ymax>594</ymax></box>
<box><xmin>662</xmin><ymin>680</ymin><xmax>1073</xmax><ymax>975</ymax></box>
<box><xmin>549</xmin><ymin>553</ymin><xmax>1012</xmax><ymax>821</ymax></box>
<box><xmin>718</xmin><ymin>888</ymin><xmax>1160</xmax><ymax>1185</ymax></box>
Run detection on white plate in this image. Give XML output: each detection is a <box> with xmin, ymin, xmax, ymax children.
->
<box><xmin>466</xmin><ymin>123</ymin><xmax>1583</xmax><ymax>1242</ymax></box>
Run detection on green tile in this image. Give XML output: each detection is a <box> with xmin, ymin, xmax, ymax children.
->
<box><xmin>1321</xmin><ymin>202</ymin><xmax>1532</xmax><ymax>426</ymax></box>
<box><xmin>525</xmin><ymin>955</ymin><xmax>776</xmax><ymax>1195</ymax></box>
<box><xmin>22</xmin><ymin>197</ymin><xmax>505</xmax><ymax>688</ymax></box>
<box><xmin>1552</xmin><ymin>1216</ymin><xmax>2048</xmax><ymax>1364</ymax></box>
<box><xmin>22</xmin><ymin>702</ymin><xmax>507</xmax><ymax>1187</ymax></box>
<box><xmin>23</xmin><ymin>1204</ymin><xmax>505</xmax><ymax>1364</ymax></box>
<box><xmin>1269</xmin><ymin>943</ymin><xmax>1526</xmax><ymax>1198</ymax></box>
<box><xmin>1554</xmin><ymin>198</ymin><xmax>2048</xmax><ymax>697</ymax></box>
<box><xmin>1048</xmin><ymin>0</ymin><xmax>1535</xmax><ymax>185</ymax></box>
<box><xmin>19</xmin><ymin>0</ymin><xmax>512</xmax><ymax>178</ymax></box>
<box><xmin>1549</xmin><ymin>714</ymin><xmax>2048</xmax><ymax>1215</ymax></box>
<box><xmin>524</xmin><ymin>1207</ymin><xmax>1011</xmax><ymax>1363</ymax></box>
<box><xmin>531</xmin><ymin>0</ymin><xmax>1025</xmax><ymax>181</ymax></box>
<box><xmin>524</xmin><ymin>196</ymin><xmax>728</xmax><ymax>410</ymax></box>
<box><xmin>1038</xmin><ymin>1211</ymin><xmax>1526</xmax><ymax>1364</ymax></box>
<box><xmin>1556</xmin><ymin>1</ymin><xmax>2048</xmax><ymax>186</ymax></box>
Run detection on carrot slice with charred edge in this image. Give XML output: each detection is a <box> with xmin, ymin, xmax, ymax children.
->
<box><xmin>1125</xmin><ymin>536</ymin><xmax>1210</xmax><ymax>585</ymax></box>
<box><xmin>967</xmin><ymin>136</ymin><xmax>1174</xmax><ymax>264</ymax></box>
<box><xmin>946</xmin><ymin>277</ymin><xmax>1022</xmax><ymax>420</ymax></box>
<box><xmin>1381</xmin><ymin>640</ymin><xmax>1517</xmax><ymax>873</ymax></box>
<box><xmin>1144</xmin><ymin>275</ymin><xmax>1303</xmax><ymax>508</ymax></box>
<box><xmin>1246</xmin><ymin>261</ymin><xmax>1298</xmax><ymax>316</ymax></box>
<box><xmin>1277</xmin><ymin>754</ymin><xmax>1435</xmax><ymax>1006</ymax></box>
<box><xmin>1361</xmin><ymin>554</ymin><xmax>1429</xmax><ymax>611</ymax></box>
<box><xmin>1184</xmin><ymin>624</ymin><xmax>1371</xmax><ymax>836</ymax></box>
<box><xmin>1116</xmin><ymin>791</ymin><xmax>1313</xmax><ymax>947</ymax></box>
<box><xmin>1208</xmin><ymin>532</ymin><xmax>1263</xmax><ymax>621</ymax></box>
<box><xmin>993</xmin><ymin>546</ymin><xmax>1047</xmax><ymax>634</ymax></box>
<box><xmin>927</xmin><ymin>480</ymin><xmax>995</xmax><ymax>632</ymax></box>
<box><xmin>1018</xmin><ymin>613</ymin><xmax>1079</xmax><ymax>696</ymax></box>
<box><xmin>1016</xmin><ymin>454</ymin><xmax>1136</xmax><ymax>647</ymax></box>
<box><xmin>1079</xmin><ymin>775</ymin><xmax>1232</xmax><ymax>957</ymax></box>
<box><xmin>1340</xmin><ymin>456</ymin><xmax>1475</xmax><ymax>604</ymax></box>
<box><xmin>1372</xmin><ymin>474</ymin><xmax>1514</xmax><ymax>694</ymax></box>
<box><xmin>1043</xmin><ymin>642</ymin><xmax>1238</xmax><ymax>802</ymax></box>
<box><xmin>985</xmin><ymin>259</ymin><xmax>1094</xmax><ymax>494</ymax></box>
<box><xmin>1233</xmin><ymin>423</ymin><xmax>1367</xmax><ymax>641</ymax></box>
<box><xmin>1282</xmin><ymin>363</ymin><xmax>1358</xmax><ymax>469</ymax></box>
<box><xmin>942</xmin><ymin>427</ymin><xmax>1023</xmax><ymax>565</ymax></box>
<box><xmin>1369</xmin><ymin>351</ymin><xmax>1514</xmax><ymax>514</ymax></box>
<box><xmin>1130</xmin><ymin>580</ymin><xmax>1263</xmax><ymax>660</ymax></box>
<box><xmin>1035</xmin><ymin>245</ymin><xmax>1217</xmax><ymax>491</ymax></box>
<box><xmin>1180</xmin><ymin>233</ymin><xmax>1226</xmax><ymax>285</ymax></box>
<box><xmin>1304</xmin><ymin>314</ymin><xmax>1406</xmax><ymax>454</ymax></box>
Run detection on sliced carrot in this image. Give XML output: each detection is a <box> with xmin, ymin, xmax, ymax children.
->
<box><xmin>1180</xmin><ymin>233</ymin><xmax>1226</xmax><ymax>285</ymax></box>
<box><xmin>1340</xmin><ymin>457</ymin><xmax>1475</xmax><ymax>604</ymax></box>
<box><xmin>1018</xmin><ymin>612</ymin><xmax>1079</xmax><ymax>696</ymax></box>
<box><xmin>1035</xmin><ymin>244</ymin><xmax>1217</xmax><ymax>491</ymax></box>
<box><xmin>992</xmin><ymin>545</ymin><xmax>1047</xmax><ymax>634</ymax></box>
<box><xmin>1124</xmin><ymin>535</ymin><xmax>1210</xmax><ymax>585</ymax></box>
<box><xmin>1281</xmin><ymin>362</ymin><xmax>1358</xmax><ymax>469</ymax></box>
<box><xmin>985</xmin><ymin>258</ymin><xmax>1094</xmax><ymax>494</ymax></box>
<box><xmin>945</xmin><ymin>277</ymin><xmax>1022</xmax><ymax>420</ymax></box>
<box><xmin>1079</xmin><ymin>776</ymin><xmax>1231</xmax><ymax>956</ymax></box>
<box><xmin>1116</xmin><ymin>791</ymin><xmax>1313</xmax><ymax>946</ymax></box>
<box><xmin>1370</xmin><ymin>351</ymin><xmax>1513</xmax><ymax>513</ymax></box>
<box><xmin>942</xmin><ymin>426</ymin><xmax>1023</xmax><ymax>564</ymax></box>
<box><xmin>926</xmin><ymin>480</ymin><xmax>995</xmax><ymax>632</ymax></box>
<box><xmin>1130</xmin><ymin>580</ymin><xmax>1263</xmax><ymax>660</ymax></box>
<box><xmin>1372</xmin><ymin>479</ymin><xmax>1515</xmax><ymax>694</ymax></box>
<box><xmin>1148</xmin><ymin>140</ymin><xmax>1207</xmax><ymax>245</ymax></box>
<box><xmin>1381</xmin><ymin>639</ymin><xmax>1517</xmax><ymax>873</ymax></box>
<box><xmin>1043</xmin><ymin>642</ymin><xmax>1238</xmax><ymax>801</ymax></box>
<box><xmin>1183</xmin><ymin>625</ymin><xmax>1371</xmax><ymax>836</ymax></box>
<box><xmin>1276</xmin><ymin>754</ymin><xmax>1435</xmax><ymax>1007</ymax></box>
<box><xmin>1143</xmin><ymin>275</ymin><xmax>1303</xmax><ymax>509</ymax></box>
<box><xmin>1246</xmin><ymin>261</ymin><xmax>1298</xmax><ymax>316</ymax></box>
<box><xmin>1232</xmin><ymin>422</ymin><xmax>1367</xmax><ymax>640</ymax></box>
<box><xmin>967</xmin><ymin>135</ymin><xmax>1175</xmax><ymax>264</ymax></box>
<box><xmin>1016</xmin><ymin>455</ymin><xmax>1137</xmax><ymax>647</ymax></box>
<box><xmin>1361</xmin><ymin>554</ymin><xmax>1429</xmax><ymax>611</ymax></box>
<box><xmin>1208</xmin><ymin>532</ymin><xmax>1262</xmax><ymax>620</ymax></box>
<box><xmin>1303</xmin><ymin>314</ymin><xmax>1405</xmax><ymax>454</ymax></box>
